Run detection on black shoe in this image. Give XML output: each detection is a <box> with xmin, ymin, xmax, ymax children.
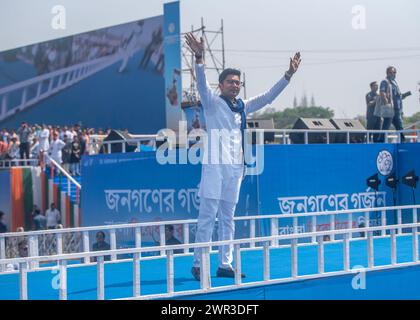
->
<box><xmin>191</xmin><ymin>267</ymin><xmax>200</xmax><ymax>281</ymax></box>
<box><xmin>216</xmin><ymin>267</ymin><xmax>245</xmax><ymax>278</ymax></box>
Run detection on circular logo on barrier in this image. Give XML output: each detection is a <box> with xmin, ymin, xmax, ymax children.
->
<box><xmin>377</xmin><ymin>150</ymin><xmax>393</xmax><ymax>176</ymax></box>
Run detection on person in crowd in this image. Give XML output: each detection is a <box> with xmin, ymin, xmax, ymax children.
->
<box><xmin>17</xmin><ymin>122</ymin><xmax>32</xmax><ymax>164</ymax></box>
<box><xmin>0</xmin><ymin>211</ymin><xmax>7</xmax><ymax>233</ymax></box>
<box><xmin>61</xmin><ymin>134</ymin><xmax>72</xmax><ymax>173</ymax></box>
<box><xmin>70</xmin><ymin>135</ymin><xmax>81</xmax><ymax>175</ymax></box>
<box><xmin>6</xmin><ymin>136</ymin><xmax>20</xmax><ymax>165</ymax></box>
<box><xmin>91</xmin><ymin>231</ymin><xmax>111</xmax><ymax>262</ymax></box>
<box><xmin>365</xmin><ymin>81</ymin><xmax>380</xmax><ymax>141</ymax></box>
<box><xmin>45</xmin><ymin>202</ymin><xmax>61</xmax><ymax>229</ymax></box>
<box><xmin>49</xmin><ymin>131</ymin><xmax>65</xmax><ymax>165</ymax></box>
<box><xmin>38</xmin><ymin>124</ymin><xmax>50</xmax><ymax>153</ymax></box>
<box><xmin>33</xmin><ymin>208</ymin><xmax>47</xmax><ymax>231</ymax></box>
<box><xmin>379</xmin><ymin>66</ymin><xmax>411</xmax><ymax>142</ymax></box>
<box><xmin>30</xmin><ymin>137</ymin><xmax>40</xmax><ymax>159</ymax></box>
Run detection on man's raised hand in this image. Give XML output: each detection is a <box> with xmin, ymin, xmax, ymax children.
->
<box><xmin>288</xmin><ymin>52</ymin><xmax>302</xmax><ymax>75</ymax></box>
<box><xmin>185</xmin><ymin>32</ymin><xmax>205</xmax><ymax>57</ymax></box>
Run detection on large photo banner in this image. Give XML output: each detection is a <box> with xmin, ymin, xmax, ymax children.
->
<box><xmin>0</xmin><ymin>2</ymin><xmax>182</xmax><ymax>133</ymax></box>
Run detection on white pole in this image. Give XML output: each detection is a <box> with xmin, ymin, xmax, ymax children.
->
<box><xmin>381</xmin><ymin>210</ymin><xmax>387</xmax><ymax>236</ymax></box>
<box><xmin>166</xmin><ymin>250</ymin><xmax>174</xmax><ymax>294</ymax></box>
<box><xmin>234</xmin><ymin>244</ymin><xmax>242</xmax><ymax>285</ymax></box>
<box><xmin>250</xmin><ymin>220</ymin><xmax>256</xmax><ymax>248</ymax></box>
<box><xmin>270</xmin><ymin>218</ymin><xmax>278</xmax><ymax>247</ymax></box>
<box><xmin>19</xmin><ymin>262</ymin><xmax>28</xmax><ymax>300</ymax></box>
<box><xmin>343</xmin><ymin>233</ymin><xmax>350</xmax><ymax>271</ymax></box>
<box><xmin>133</xmin><ymin>252</ymin><xmax>141</xmax><ymax>297</ymax></box>
<box><xmin>59</xmin><ymin>260</ymin><xmax>67</xmax><ymax>300</ymax></box>
<box><xmin>110</xmin><ymin>229</ymin><xmax>117</xmax><ymax>261</ymax></box>
<box><xmin>97</xmin><ymin>256</ymin><xmax>105</xmax><ymax>300</ymax></box>
<box><xmin>183</xmin><ymin>224</ymin><xmax>189</xmax><ymax>254</ymax></box>
<box><xmin>390</xmin><ymin>229</ymin><xmax>397</xmax><ymax>265</ymax></box>
<box><xmin>413</xmin><ymin>228</ymin><xmax>418</xmax><ymax>262</ymax></box>
<box><xmin>83</xmin><ymin>231</ymin><xmax>90</xmax><ymax>264</ymax></box>
<box><xmin>159</xmin><ymin>225</ymin><xmax>165</xmax><ymax>256</ymax></box>
<box><xmin>367</xmin><ymin>231</ymin><xmax>374</xmax><ymax>268</ymax></box>
<box><xmin>317</xmin><ymin>236</ymin><xmax>324</xmax><ymax>274</ymax></box>
<box><xmin>291</xmin><ymin>238</ymin><xmax>298</xmax><ymax>278</ymax></box>
<box><xmin>263</xmin><ymin>242</ymin><xmax>270</xmax><ymax>281</ymax></box>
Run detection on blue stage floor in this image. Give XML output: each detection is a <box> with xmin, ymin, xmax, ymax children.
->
<box><xmin>0</xmin><ymin>234</ymin><xmax>419</xmax><ymax>300</ymax></box>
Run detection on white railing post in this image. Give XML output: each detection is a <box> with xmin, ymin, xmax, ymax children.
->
<box><xmin>282</xmin><ymin>130</ymin><xmax>286</xmax><ymax>144</ymax></box>
<box><xmin>28</xmin><ymin>235</ymin><xmax>39</xmax><ymax>269</ymax></box>
<box><xmin>19</xmin><ymin>262</ymin><xmax>28</xmax><ymax>300</ymax></box>
<box><xmin>122</xmin><ymin>143</ymin><xmax>126</xmax><ymax>153</ymax></box>
<box><xmin>133</xmin><ymin>252</ymin><xmax>141</xmax><ymax>297</ymax></box>
<box><xmin>167</xmin><ymin>250</ymin><xmax>174</xmax><ymax>294</ymax></box>
<box><xmin>183</xmin><ymin>224</ymin><xmax>189</xmax><ymax>254</ymax></box>
<box><xmin>367</xmin><ymin>231</ymin><xmax>374</xmax><ymax>268</ymax></box>
<box><xmin>270</xmin><ymin>218</ymin><xmax>278</xmax><ymax>247</ymax></box>
<box><xmin>348</xmin><ymin>212</ymin><xmax>353</xmax><ymax>239</ymax></box>
<box><xmin>107</xmin><ymin>143</ymin><xmax>111</xmax><ymax>154</ymax></box>
<box><xmin>381</xmin><ymin>210</ymin><xmax>386</xmax><ymax>236</ymax></box>
<box><xmin>292</xmin><ymin>216</ymin><xmax>298</xmax><ymax>234</ymax></box>
<box><xmin>365</xmin><ymin>211</ymin><xmax>370</xmax><ymax>229</ymax></box>
<box><xmin>317</xmin><ymin>236</ymin><xmax>324</xmax><ymax>274</ymax></box>
<box><xmin>110</xmin><ymin>229</ymin><xmax>117</xmax><ymax>261</ymax></box>
<box><xmin>304</xmin><ymin>131</ymin><xmax>308</xmax><ymax>144</ymax></box>
<box><xmin>21</xmin><ymin>87</ymin><xmax>28</xmax><ymax>106</ymax></box>
<box><xmin>159</xmin><ymin>225</ymin><xmax>165</xmax><ymax>256</ymax></box>
<box><xmin>97</xmin><ymin>256</ymin><xmax>105</xmax><ymax>300</ymax></box>
<box><xmin>390</xmin><ymin>229</ymin><xmax>397</xmax><ymax>265</ymax></box>
<box><xmin>330</xmin><ymin>215</ymin><xmax>335</xmax><ymax>241</ymax></box>
<box><xmin>263</xmin><ymin>241</ymin><xmax>270</xmax><ymax>281</ymax></box>
<box><xmin>343</xmin><ymin>233</ymin><xmax>350</xmax><ymax>271</ymax></box>
<box><xmin>346</xmin><ymin>132</ymin><xmax>350</xmax><ymax>144</ymax></box>
<box><xmin>234</xmin><ymin>244</ymin><xmax>242</xmax><ymax>285</ymax></box>
<box><xmin>59</xmin><ymin>260</ymin><xmax>67</xmax><ymax>300</ymax></box>
<box><xmin>413</xmin><ymin>228</ymin><xmax>418</xmax><ymax>262</ymax></box>
<box><xmin>83</xmin><ymin>231</ymin><xmax>90</xmax><ymax>264</ymax></box>
<box><xmin>397</xmin><ymin>209</ymin><xmax>402</xmax><ymax>234</ymax></box>
<box><xmin>413</xmin><ymin>208</ymin><xmax>418</xmax><ymax>229</ymax></box>
<box><xmin>200</xmin><ymin>246</ymin><xmax>211</xmax><ymax>290</ymax></box>
<box><xmin>326</xmin><ymin>131</ymin><xmax>330</xmax><ymax>144</ymax></box>
<box><xmin>0</xmin><ymin>236</ymin><xmax>5</xmax><ymax>272</ymax></box>
<box><xmin>250</xmin><ymin>219</ymin><xmax>256</xmax><ymax>248</ymax></box>
<box><xmin>311</xmin><ymin>216</ymin><xmax>316</xmax><ymax>243</ymax></box>
<box><xmin>291</xmin><ymin>238</ymin><xmax>298</xmax><ymax>278</ymax></box>
<box><xmin>56</xmin><ymin>233</ymin><xmax>63</xmax><ymax>255</ymax></box>
<box><xmin>135</xmin><ymin>227</ymin><xmax>142</xmax><ymax>248</ymax></box>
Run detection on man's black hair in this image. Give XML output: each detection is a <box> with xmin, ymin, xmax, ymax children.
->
<box><xmin>370</xmin><ymin>81</ymin><xmax>377</xmax><ymax>87</ymax></box>
<box><xmin>219</xmin><ymin>68</ymin><xmax>241</xmax><ymax>84</ymax></box>
<box><xmin>96</xmin><ymin>231</ymin><xmax>106</xmax><ymax>239</ymax></box>
<box><xmin>386</xmin><ymin>66</ymin><xmax>395</xmax><ymax>74</ymax></box>
<box><xmin>166</xmin><ymin>225</ymin><xmax>174</xmax><ymax>232</ymax></box>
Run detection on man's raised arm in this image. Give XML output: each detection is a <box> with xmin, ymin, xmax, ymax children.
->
<box><xmin>246</xmin><ymin>52</ymin><xmax>301</xmax><ymax>114</ymax></box>
<box><xmin>185</xmin><ymin>33</ymin><xmax>213</xmax><ymax>106</ymax></box>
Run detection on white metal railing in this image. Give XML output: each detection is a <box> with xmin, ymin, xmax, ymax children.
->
<box><xmin>0</xmin><ymin>158</ymin><xmax>39</xmax><ymax>167</ymax></box>
<box><xmin>1</xmin><ymin>221</ymin><xmax>419</xmax><ymax>300</ymax></box>
<box><xmin>1</xmin><ymin>204</ymin><xmax>418</xmax><ymax>273</ymax></box>
<box><xmin>0</xmin><ymin>54</ymin><xmax>124</xmax><ymax>122</ymax></box>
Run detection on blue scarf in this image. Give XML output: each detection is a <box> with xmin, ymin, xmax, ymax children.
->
<box><xmin>219</xmin><ymin>95</ymin><xmax>247</xmax><ymax>164</ymax></box>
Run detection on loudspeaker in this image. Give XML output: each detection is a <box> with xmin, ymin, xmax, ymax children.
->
<box><xmin>246</xmin><ymin>119</ymin><xmax>275</xmax><ymax>144</ymax></box>
<box><xmin>290</xmin><ymin>118</ymin><xmax>337</xmax><ymax>144</ymax></box>
<box><xmin>100</xmin><ymin>130</ymin><xmax>137</xmax><ymax>153</ymax></box>
<box><xmin>329</xmin><ymin>119</ymin><xmax>366</xmax><ymax>143</ymax></box>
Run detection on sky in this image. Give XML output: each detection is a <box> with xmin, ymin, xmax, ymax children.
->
<box><xmin>1</xmin><ymin>0</ymin><xmax>419</xmax><ymax>118</ymax></box>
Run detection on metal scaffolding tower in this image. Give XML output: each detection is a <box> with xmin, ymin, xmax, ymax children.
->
<box><xmin>181</xmin><ymin>18</ymin><xmax>226</xmax><ymax>106</ymax></box>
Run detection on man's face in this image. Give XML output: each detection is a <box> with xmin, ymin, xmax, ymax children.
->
<box><xmin>96</xmin><ymin>233</ymin><xmax>105</xmax><ymax>243</ymax></box>
<box><xmin>387</xmin><ymin>68</ymin><xmax>397</xmax><ymax>80</ymax></box>
<box><xmin>18</xmin><ymin>244</ymin><xmax>28</xmax><ymax>257</ymax></box>
<box><xmin>51</xmin><ymin>204</ymin><xmax>56</xmax><ymax>210</ymax></box>
<box><xmin>371</xmin><ymin>83</ymin><xmax>378</xmax><ymax>92</ymax></box>
<box><xmin>219</xmin><ymin>75</ymin><xmax>241</xmax><ymax>100</ymax></box>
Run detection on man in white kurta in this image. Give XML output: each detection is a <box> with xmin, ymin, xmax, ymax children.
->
<box><xmin>185</xmin><ymin>33</ymin><xmax>301</xmax><ymax>280</ymax></box>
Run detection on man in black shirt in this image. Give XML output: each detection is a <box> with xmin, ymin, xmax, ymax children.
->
<box><xmin>365</xmin><ymin>81</ymin><xmax>380</xmax><ymax>141</ymax></box>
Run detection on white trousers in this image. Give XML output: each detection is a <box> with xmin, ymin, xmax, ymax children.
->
<box><xmin>193</xmin><ymin>197</ymin><xmax>237</xmax><ymax>269</ymax></box>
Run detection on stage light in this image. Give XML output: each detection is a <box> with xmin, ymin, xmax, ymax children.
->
<box><xmin>402</xmin><ymin>170</ymin><xmax>419</xmax><ymax>189</ymax></box>
<box><xmin>366</xmin><ymin>173</ymin><xmax>381</xmax><ymax>191</ymax></box>
<box><xmin>385</xmin><ymin>174</ymin><xmax>398</xmax><ymax>190</ymax></box>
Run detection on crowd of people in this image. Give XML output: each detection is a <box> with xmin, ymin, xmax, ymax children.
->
<box><xmin>0</xmin><ymin>122</ymin><xmax>110</xmax><ymax>174</ymax></box>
